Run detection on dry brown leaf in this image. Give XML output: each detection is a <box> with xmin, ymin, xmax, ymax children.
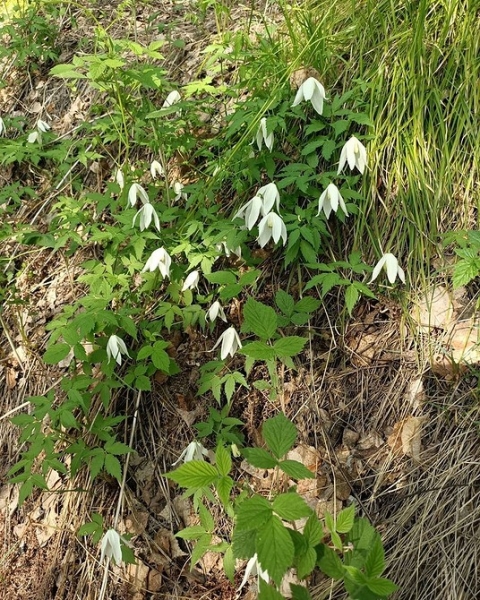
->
<box><xmin>406</xmin><ymin>377</ymin><xmax>425</xmax><ymax>410</ymax></box>
<box><xmin>411</xmin><ymin>285</ymin><xmax>454</xmax><ymax>331</ymax></box>
<box><xmin>401</xmin><ymin>416</ymin><xmax>423</xmax><ymax>462</ymax></box>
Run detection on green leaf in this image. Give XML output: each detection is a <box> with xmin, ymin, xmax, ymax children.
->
<box><xmin>191</xmin><ymin>533</ymin><xmax>212</xmax><ymax>566</ymax></box>
<box><xmin>175</xmin><ymin>525</ymin><xmax>207</xmax><ymax>540</ymax></box>
<box><xmin>232</xmin><ymin>527</ymin><xmax>257</xmax><ymax>559</ymax></box>
<box><xmin>257</xmin><ymin>515</ymin><xmax>295</xmax><ymax>585</ymax></box>
<box><xmin>241</xmin><ymin>297</ymin><xmax>277</xmax><ymax>340</ymax></box>
<box><xmin>215</xmin><ymin>445</ymin><xmax>232</xmax><ymax>476</ymax></box>
<box><xmin>241</xmin><ymin>341</ymin><xmax>276</xmax><ymax>360</ymax></box>
<box><xmin>346</xmin><ymin>518</ymin><xmax>378</xmax><ymax>569</ymax></box>
<box><xmin>453</xmin><ymin>258</ymin><xmax>480</xmax><ymax>288</ymax></box>
<box><xmin>104</xmin><ymin>441</ymin><xmax>132</xmax><ymax>456</ymax></box>
<box><xmin>290</xmin><ymin>584</ymin><xmax>313</xmax><ymax>600</ymax></box>
<box><xmin>235</xmin><ymin>495</ymin><xmax>272</xmax><ymax>531</ymax></box>
<box><xmin>272</xmin><ymin>493</ymin><xmax>313</xmax><ymax>520</ymax></box>
<box><xmin>364</xmin><ymin>535</ymin><xmax>385</xmax><ymax>578</ymax></box>
<box><xmin>366</xmin><ymin>577</ymin><xmax>398</xmax><ymax>596</ymax></box>
<box><xmin>152</xmin><ymin>343</ymin><xmax>171</xmax><ymax>372</ymax></box>
<box><xmin>199</xmin><ymin>502</ymin><xmax>215</xmax><ymax>531</ymax></box>
<box><xmin>304</xmin><ymin>514</ymin><xmax>323</xmax><ymax>546</ymax></box>
<box><xmin>104</xmin><ymin>454</ymin><xmax>122</xmax><ymax>482</ymax></box>
<box><xmin>223</xmin><ymin>546</ymin><xmax>235</xmax><ymax>583</ymax></box>
<box><xmin>297</xmin><ymin>546</ymin><xmax>317</xmax><ymax>579</ymax></box>
<box><xmin>344</xmin><ymin>565</ymin><xmax>368</xmax><ymax>586</ymax></box>
<box><xmin>205</xmin><ymin>271</ymin><xmax>237</xmax><ymax>285</ymax></box>
<box><xmin>273</xmin><ymin>336</ymin><xmax>308</xmax><ymax>358</ymax></box>
<box><xmin>165</xmin><ymin>461</ymin><xmax>219</xmax><ymax>489</ymax></box>
<box><xmin>345</xmin><ymin>284</ymin><xmax>359</xmax><ymax>316</ymax></box>
<box><xmin>336</xmin><ymin>504</ymin><xmax>355</xmax><ymax>533</ymax></box>
<box><xmin>279</xmin><ymin>460</ymin><xmax>315</xmax><ymax>480</ymax></box>
<box><xmin>44</xmin><ymin>343</ymin><xmax>71</xmax><ymax>365</ymax></box>
<box><xmin>242</xmin><ymin>448</ymin><xmax>278</xmax><ymax>469</ymax></box>
<box><xmin>216</xmin><ymin>476</ymin><xmax>234</xmax><ymax>508</ymax></box>
<box><xmin>134</xmin><ymin>375</ymin><xmax>151</xmax><ymax>391</ymax></box>
<box><xmin>295</xmin><ymin>297</ymin><xmax>321</xmax><ymax>313</ymax></box>
<box><xmin>276</xmin><ymin>290</ymin><xmax>295</xmax><ymax>316</ymax></box>
<box><xmin>258</xmin><ymin>579</ymin><xmax>285</xmax><ymax>600</ymax></box>
<box><xmin>89</xmin><ymin>451</ymin><xmax>105</xmax><ymax>480</ymax></box>
<box><xmin>263</xmin><ymin>413</ymin><xmax>297</xmax><ymax>459</ymax></box>
<box><xmin>316</xmin><ymin>544</ymin><xmax>344</xmax><ymax>579</ymax></box>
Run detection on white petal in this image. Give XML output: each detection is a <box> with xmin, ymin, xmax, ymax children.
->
<box><xmin>257</xmin><ymin>214</ymin><xmax>272</xmax><ymax>248</ymax></box>
<box><xmin>346</xmin><ymin>139</ymin><xmax>357</xmax><ymax>170</ymax></box>
<box><xmin>337</xmin><ymin>144</ymin><xmax>348</xmax><ymax>174</ymax></box>
<box><xmin>301</xmin><ymin>77</ymin><xmax>316</xmax><ymax>101</ymax></box>
<box><xmin>310</xmin><ymin>89</ymin><xmax>324</xmax><ymax>115</ymax></box>
<box><xmin>291</xmin><ymin>86</ymin><xmax>305</xmax><ymax>107</ymax></box>
<box><xmin>370</xmin><ymin>255</ymin><xmax>387</xmax><ymax>283</ymax></box>
<box><xmin>246</xmin><ymin>197</ymin><xmax>263</xmax><ymax>230</ymax></box>
<box><xmin>385</xmin><ymin>254</ymin><xmax>399</xmax><ymax>284</ymax></box>
<box><xmin>163</xmin><ymin>90</ymin><xmax>181</xmax><ymax>108</ymax></box>
<box><xmin>397</xmin><ymin>265</ymin><xmax>406</xmax><ymax>284</ymax></box>
<box><xmin>182</xmin><ymin>270</ymin><xmax>199</xmax><ymax>291</ymax></box>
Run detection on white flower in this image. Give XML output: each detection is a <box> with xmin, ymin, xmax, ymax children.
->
<box><xmin>233</xmin><ymin>196</ymin><xmax>264</xmax><ymax>230</ymax></box>
<box><xmin>292</xmin><ymin>77</ymin><xmax>326</xmax><ymax>115</ymax></box>
<box><xmin>317</xmin><ymin>183</ymin><xmax>348</xmax><ymax>218</ymax></box>
<box><xmin>257</xmin><ymin>212</ymin><xmax>287</xmax><ymax>247</ymax></box>
<box><xmin>212</xmin><ymin>326</ymin><xmax>242</xmax><ymax>360</ymax></box>
<box><xmin>207</xmin><ymin>301</ymin><xmax>227</xmax><ymax>323</ymax></box>
<box><xmin>28</xmin><ymin>131</ymin><xmax>40</xmax><ymax>144</ymax></box>
<box><xmin>337</xmin><ymin>136</ymin><xmax>367</xmax><ymax>174</ymax></box>
<box><xmin>150</xmin><ymin>160</ymin><xmax>164</xmax><ymax>179</ymax></box>
<box><xmin>182</xmin><ymin>270</ymin><xmax>200</xmax><ymax>291</ymax></box>
<box><xmin>370</xmin><ymin>253</ymin><xmax>405</xmax><ymax>284</ymax></box>
<box><xmin>142</xmin><ymin>247</ymin><xmax>172</xmax><ymax>278</ymax></box>
<box><xmin>36</xmin><ymin>119</ymin><xmax>51</xmax><ymax>133</ymax></box>
<box><xmin>172</xmin><ymin>181</ymin><xmax>187</xmax><ymax>202</ymax></box>
<box><xmin>115</xmin><ymin>168</ymin><xmax>125</xmax><ymax>190</ymax></box>
<box><xmin>257</xmin><ymin>182</ymin><xmax>280</xmax><ymax>213</ymax></box>
<box><xmin>133</xmin><ymin>203</ymin><xmax>160</xmax><ymax>231</ymax></box>
<box><xmin>237</xmin><ymin>553</ymin><xmax>269</xmax><ymax>593</ymax></box>
<box><xmin>128</xmin><ymin>183</ymin><xmax>149</xmax><ymax>207</ymax></box>
<box><xmin>0</xmin><ymin>117</ymin><xmax>5</xmax><ymax>136</ymax></box>
<box><xmin>162</xmin><ymin>90</ymin><xmax>181</xmax><ymax>108</ymax></box>
<box><xmin>100</xmin><ymin>529</ymin><xmax>122</xmax><ymax>565</ymax></box>
<box><xmin>106</xmin><ymin>335</ymin><xmax>130</xmax><ymax>366</ymax></box>
<box><xmin>255</xmin><ymin>117</ymin><xmax>274</xmax><ymax>151</ymax></box>
<box><xmin>215</xmin><ymin>241</ymin><xmax>242</xmax><ymax>258</ymax></box>
<box><xmin>172</xmin><ymin>441</ymin><xmax>209</xmax><ymax>466</ymax></box>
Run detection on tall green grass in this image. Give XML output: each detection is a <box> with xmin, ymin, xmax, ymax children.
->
<box><xmin>274</xmin><ymin>0</ymin><xmax>480</xmax><ymax>280</ymax></box>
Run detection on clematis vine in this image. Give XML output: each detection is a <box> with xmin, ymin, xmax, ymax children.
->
<box><xmin>115</xmin><ymin>168</ymin><xmax>125</xmax><ymax>190</ymax></box>
<box><xmin>317</xmin><ymin>183</ymin><xmax>348</xmax><ymax>219</ymax></box>
<box><xmin>100</xmin><ymin>529</ymin><xmax>123</xmax><ymax>565</ymax></box>
<box><xmin>237</xmin><ymin>553</ymin><xmax>269</xmax><ymax>593</ymax></box>
<box><xmin>206</xmin><ymin>300</ymin><xmax>227</xmax><ymax>323</ymax></box>
<box><xmin>182</xmin><ymin>270</ymin><xmax>200</xmax><ymax>291</ymax></box>
<box><xmin>133</xmin><ymin>202</ymin><xmax>160</xmax><ymax>231</ymax></box>
<box><xmin>233</xmin><ymin>182</ymin><xmax>280</xmax><ymax>230</ymax></box>
<box><xmin>292</xmin><ymin>77</ymin><xmax>326</xmax><ymax>115</ymax></box>
<box><xmin>106</xmin><ymin>335</ymin><xmax>130</xmax><ymax>366</ymax></box>
<box><xmin>172</xmin><ymin>440</ymin><xmax>209</xmax><ymax>466</ymax></box>
<box><xmin>172</xmin><ymin>181</ymin><xmax>188</xmax><ymax>202</ymax></box>
<box><xmin>337</xmin><ymin>136</ymin><xmax>367</xmax><ymax>174</ymax></box>
<box><xmin>212</xmin><ymin>326</ymin><xmax>242</xmax><ymax>360</ymax></box>
<box><xmin>162</xmin><ymin>90</ymin><xmax>181</xmax><ymax>108</ymax></box>
<box><xmin>150</xmin><ymin>159</ymin><xmax>164</xmax><ymax>179</ymax></box>
<box><xmin>142</xmin><ymin>248</ymin><xmax>171</xmax><ymax>278</ymax></box>
<box><xmin>255</xmin><ymin>117</ymin><xmax>274</xmax><ymax>151</ymax></box>
<box><xmin>128</xmin><ymin>183</ymin><xmax>149</xmax><ymax>207</ymax></box>
<box><xmin>370</xmin><ymin>253</ymin><xmax>405</xmax><ymax>284</ymax></box>
<box><xmin>257</xmin><ymin>212</ymin><xmax>287</xmax><ymax>247</ymax></box>
<box><xmin>0</xmin><ymin>116</ymin><xmax>5</xmax><ymax>136</ymax></box>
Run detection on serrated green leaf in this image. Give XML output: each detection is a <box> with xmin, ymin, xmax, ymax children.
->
<box><xmin>89</xmin><ymin>451</ymin><xmax>105</xmax><ymax>480</ymax></box>
<box><xmin>366</xmin><ymin>577</ymin><xmax>398</xmax><ymax>596</ymax></box>
<box><xmin>345</xmin><ymin>284</ymin><xmax>359</xmax><ymax>316</ymax></box>
<box><xmin>304</xmin><ymin>514</ymin><xmax>323</xmax><ymax>546</ymax></box>
<box><xmin>152</xmin><ymin>344</ymin><xmax>170</xmax><ymax>372</ymax></box>
<box><xmin>104</xmin><ymin>441</ymin><xmax>132</xmax><ymax>456</ymax></box>
<box><xmin>137</xmin><ymin>346</ymin><xmax>153</xmax><ymax>360</ymax></box>
<box><xmin>191</xmin><ymin>533</ymin><xmax>212</xmax><ymax>566</ymax></box>
<box><xmin>344</xmin><ymin>565</ymin><xmax>368</xmax><ymax>586</ymax></box>
<box><xmin>44</xmin><ymin>343</ymin><xmax>71</xmax><ymax>365</ymax></box>
<box><xmin>452</xmin><ymin>259</ymin><xmax>480</xmax><ymax>288</ymax></box>
<box><xmin>346</xmin><ymin>517</ymin><xmax>378</xmax><ymax>569</ymax></box>
<box><xmin>165</xmin><ymin>461</ymin><xmax>219</xmax><ymax>489</ymax></box>
<box><xmin>215</xmin><ymin>445</ymin><xmax>232</xmax><ymax>476</ymax></box>
<box><xmin>223</xmin><ymin>546</ymin><xmax>235</xmax><ymax>583</ymax></box>
<box><xmin>316</xmin><ymin>544</ymin><xmax>344</xmax><ymax>579</ymax></box>
<box><xmin>134</xmin><ymin>375</ymin><xmax>151</xmax><ymax>391</ymax></box>
<box><xmin>104</xmin><ymin>454</ymin><xmax>122</xmax><ymax>481</ymax></box>
<box><xmin>242</xmin><ymin>448</ymin><xmax>278</xmax><ymax>469</ymax></box>
<box><xmin>77</xmin><ymin>521</ymin><xmax>101</xmax><ymax>537</ymax></box>
<box><xmin>242</xmin><ymin>297</ymin><xmax>277</xmax><ymax>340</ymax></box>
<box><xmin>257</xmin><ymin>515</ymin><xmax>295</xmax><ymax>585</ymax></box>
<box><xmin>263</xmin><ymin>413</ymin><xmax>297</xmax><ymax>459</ymax></box>
<box><xmin>258</xmin><ymin>579</ymin><xmax>285</xmax><ymax>600</ymax></box>
<box><xmin>175</xmin><ymin>525</ymin><xmax>207</xmax><ymax>540</ymax></box>
<box><xmin>336</xmin><ymin>504</ymin><xmax>355</xmax><ymax>533</ymax></box>
<box><xmin>290</xmin><ymin>584</ymin><xmax>313</xmax><ymax>600</ymax></box>
<box><xmin>232</xmin><ymin>527</ymin><xmax>257</xmax><ymax>559</ymax></box>
<box><xmin>216</xmin><ymin>476</ymin><xmax>234</xmax><ymax>508</ymax></box>
<box><xmin>279</xmin><ymin>460</ymin><xmax>315</xmax><ymax>480</ymax></box>
<box><xmin>297</xmin><ymin>546</ymin><xmax>317</xmax><ymax>579</ymax></box>
<box><xmin>272</xmin><ymin>493</ymin><xmax>313</xmax><ymax>520</ymax></box>
<box><xmin>235</xmin><ymin>495</ymin><xmax>272</xmax><ymax>531</ymax></box>
<box><xmin>276</xmin><ymin>290</ymin><xmax>295</xmax><ymax>316</ymax></box>
<box><xmin>364</xmin><ymin>535</ymin><xmax>385</xmax><ymax>578</ymax></box>
<box><xmin>295</xmin><ymin>297</ymin><xmax>321</xmax><ymax>313</ymax></box>
<box><xmin>241</xmin><ymin>341</ymin><xmax>276</xmax><ymax>360</ymax></box>
<box><xmin>273</xmin><ymin>336</ymin><xmax>307</xmax><ymax>358</ymax></box>
<box><xmin>205</xmin><ymin>271</ymin><xmax>237</xmax><ymax>285</ymax></box>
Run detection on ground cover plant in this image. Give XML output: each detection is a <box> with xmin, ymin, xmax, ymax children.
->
<box><xmin>1</xmin><ymin>1</ymin><xmax>479</xmax><ymax>599</ymax></box>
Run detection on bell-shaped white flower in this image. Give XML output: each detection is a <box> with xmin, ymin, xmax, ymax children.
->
<box><xmin>172</xmin><ymin>181</ymin><xmax>187</xmax><ymax>202</ymax></box>
<box><xmin>215</xmin><ymin>241</ymin><xmax>242</xmax><ymax>258</ymax></box>
<box><xmin>106</xmin><ymin>334</ymin><xmax>131</xmax><ymax>366</ymax></box>
<box><xmin>370</xmin><ymin>253</ymin><xmax>405</xmax><ymax>284</ymax></box>
<box><xmin>233</xmin><ymin>196</ymin><xmax>263</xmax><ymax>230</ymax></box>
<box><xmin>100</xmin><ymin>529</ymin><xmax>122</xmax><ymax>565</ymax></box>
<box><xmin>133</xmin><ymin>202</ymin><xmax>160</xmax><ymax>231</ymax></box>
<box><xmin>292</xmin><ymin>77</ymin><xmax>326</xmax><ymax>115</ymax></box>
<box><xmin>207</xmin><ymin>300</ymin><xmax>227</xmax><ymax>323</ymax></box>
<box><xmin>142</xmin><ymin>247</ymin><xmax>171</xmax><ymax>278</ymax></box>
<box><xmin>257</xmin><ymin>182</ymin><xmax>280</xmax><ymax>213</ymax></box>
<box><xmin>172</xmin><ymin>440</ymin><xmax>209</xmax><ymax>466</ymax></box>
<box><xmin>36</xmin><ymin>119</ymin><xmax>51</xmax><ymax>133</ymax></box>
<box><xmin>257</xmin><ymin>212</ymin><xmax>287</xmax><ymax>248</ymax></box>
<box><xmin>115</xmin><ymin>168</ymin><xmax>125</xmax><ymax>190</ymax></box>
<box><xmin>237</xmin><ymin>553</ymin><xmax>269</xmax><ymax>593</ymax></box>
<box><xmin>28</xmin><ymin>131</ymin><xmax>40</xmax><ymax>144</ymax></box>
<box><xmin>317</xmin><ymin>183</ymin><xmax>348</xmax><ymax>219</ymax></box>
<box><xmin>128</xmin><ymin>183</ymin><xmax>149</xmax><ymax>207</ymax></box>
<box><xmin>337</xmin><ymin>136</ymin><xmax>367</xmax><ymax>174</ymax></box>
<box><xmin>0</xmin><ymin>117</ymin><xmax>5</xmax><ymax>136</ymax></box>
<box><xmin>182</xmin><ymin>270</ymin><xmax>200</xmax><ymax>291</ymax></box>
<box><xmin>162</xmin><ymin>90</ymin><xmax>181</xmax><ymax>108</ymax></box>
<box><xmin>255</xmin><ymin>117</ymin><xmax>274</xmax><ymax>151</ymax></box>
<box><xmin>212</xmin><ymin>326</ymin><xmax>242</xmax><ymax>360</ymax></box>
<box><xmin>150</xmin><ymin>160</ymin><xmax>164</xmax><ymax>179</ymax></box>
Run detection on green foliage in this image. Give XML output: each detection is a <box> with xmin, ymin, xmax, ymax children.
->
<box><xmin>443</xmin><ymin>231</ymin><xmax>480</xmax><ymax>290</ymax></box>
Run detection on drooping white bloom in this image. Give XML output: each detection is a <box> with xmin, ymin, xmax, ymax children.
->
<box><xmin>212</xmin><ymin>326</ymin><xmax>242</xmax><ymax>360</ymax></box>
<box><xmin>337</xmin><ymin>136</ymin><xmax>367</xmax><ymax>174</ymax></box>
<box><xmin>142</xmin><ymin>247</ymin><xmax>171</xmax><ymax>278</ymax></box>
<box><xmin>257</xmin><ymin>182</ymin><xmax>280</xmax><ymax>213</ymax></box>
<box><xmin>133</xmin><ymin>203</ymin><xmax>160</xmax><ymax>231</ymax></box>
<box><xmin>237</xmin><ymin>553</ymin><xmax>270</xmax><ymax>593</ymax></box>
<box><xmin>317</xmin><ymin>183</ymin><xmax>348</xmax><ymax>219</ymax></box>
<box><xmin>173</xmin><ymin>181</ymin><xmax>187</xmax><ymax>202</ymax></box>
<box><xmin>207</xmin><ymin>300</ymin><xmax>227</xmax><ymax>323</ymax></box>
<box><xmin>128</xmin><ymin>183</ymin><xmax>149</xmax><ymax>207</ymax></box>
<box><xmin>162</xmin><ymin>90</ymin><xmax>181</xmax><ymax>108</ymax></box>
<box><xmin>172</xmin><ymin>440</ymin><xmax>209</xmax><ymax>466</ymax></box>
<box><xmin>0</xmin><ymin>117</ymin><xmax>5</xmax><ymax>136</ymax></box>
<box><xmin>255</xmin><ymin>117</ymin><xmax>274</xmax><ymax>151</ymax></box>
<box><xmin>100</xmin><ymin>529</ymin><xmax>122</xmax><ymax>565</ymax></box>
<box><xmin>182</xmin><ymin>270</ymin><xmax>200</xmax><ymax>292</ymax></box>
<box><xmin>215</xmin><ymin>241</ymin><xmax>242</xmax><ymax>258</ymax></box>
<box><xmin>257</xmin><ymin>212</ymin><xmax>287</xmax><ymax>247</ymax></box>
<box><xmin>106</xmin><ymin>335</ymin><xmax>130</xmax><ymax>366</ymax></box>
<box><xmin>233</xmin><ymin>196</ymin><xmax>264</xmax><ymax>230</ymax></box>
<box><xmin>36</xmin><ymin>119</ymin><xmax>51</xmax><ymax>133</ymax></box>
<box><xmin>150</xmin><ymin>160</ymin><xmax>164</xmax><ymax>179</ymax></box>
<box><xmin>28</xmin><ymin>131</ymin><xmax>40</xmax><ymax>144</ymax></box>
<box><xmin>370</xmin><ymin>253</ymin><xmax>405</xmax><ymax>284</ymax></box>
<box><xmin>292</xmin><ymin>77</ymin><xmax>326</xmax><ymax>115</ymax></box>
<box><xmin>115</xmin><ymin>168</ymin><xmax>125</xmax><ymax>190</ymax></box>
